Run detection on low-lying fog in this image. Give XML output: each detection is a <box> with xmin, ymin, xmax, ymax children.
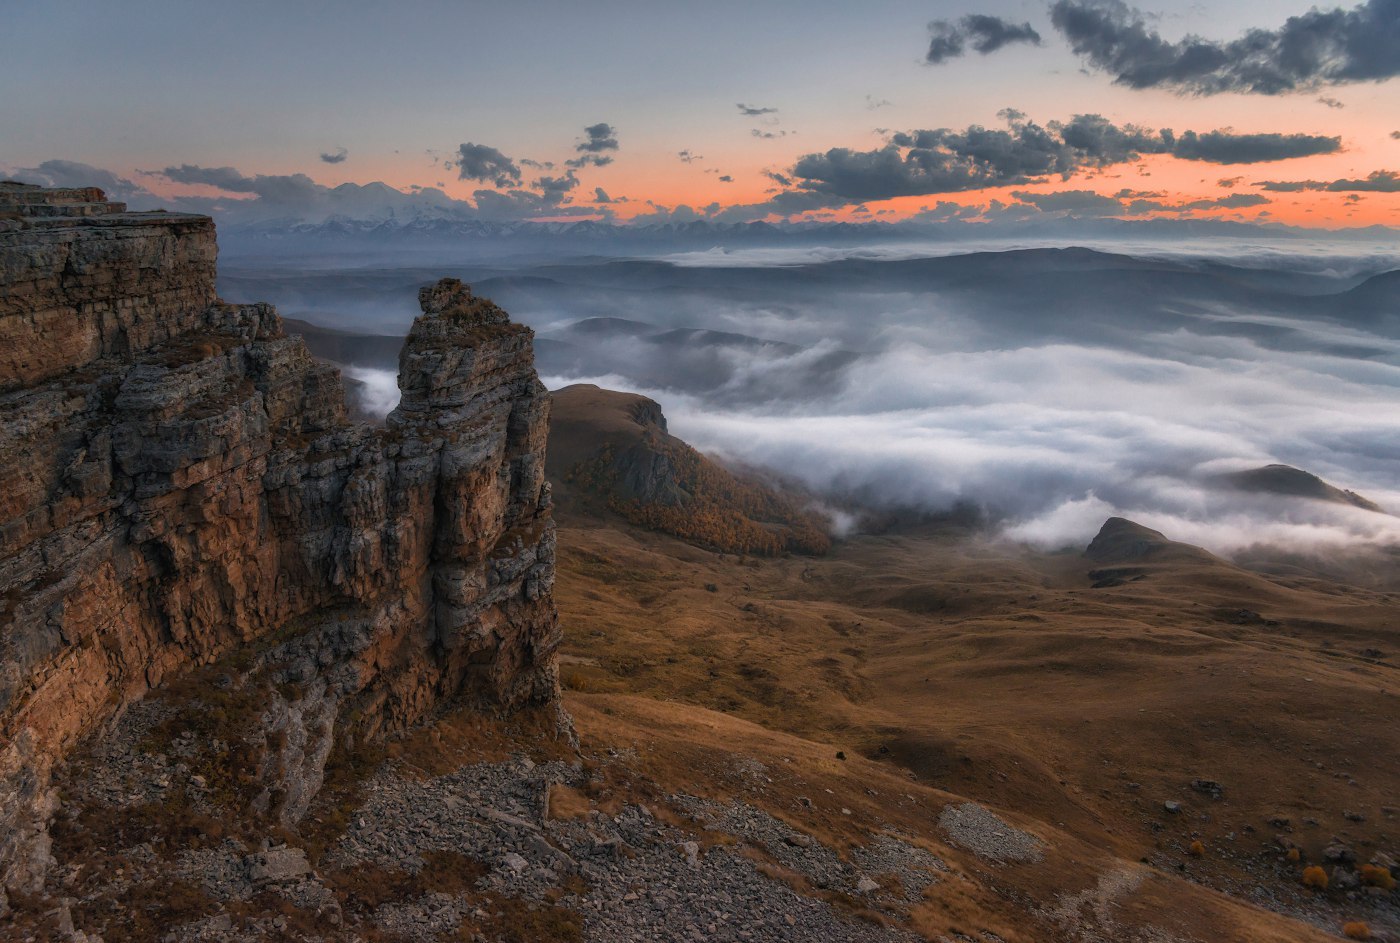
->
<box><xmin>219</xmin><ymin>238</ymin><xmax>1400</xmax><ymax>557</ymax></box>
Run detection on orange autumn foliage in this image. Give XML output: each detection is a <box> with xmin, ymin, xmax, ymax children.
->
<box><xmin>1301</xmin><ymin>865</ymin><xmax>1329</xmax><ymax>889</ymax></box>
<box><xmin>1359</xmin><ymin>864</ymin><xmax>1395</xmax><ymax>890</ymax></box>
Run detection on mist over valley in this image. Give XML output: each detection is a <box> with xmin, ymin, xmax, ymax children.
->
<box><xmin>224</xmin><ymin>237</ymin><xmax>1400</xmax><ymax>564</ymax></box>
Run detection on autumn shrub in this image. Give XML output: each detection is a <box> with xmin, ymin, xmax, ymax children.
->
<box><xmin>70</xmin><ymin>877</ymin><xmax>217</xmax><ymax>943</ymax></box>
<box><xmin>1301</xmin><ymin>865</ymin><xmax>1328</xmax><ymax>889</ymax></box>
<box><xmin>1359</xmin><ymin>864</ymin><xmax>1395</xmax><ymax>890</ymax></box>
<box><xmin>1286</xmin><ymin>847</ymin><xmax>1300</xmax><ymax>862</ymax></box>
<box><xmin>1342</xmin><ymin>922</ymin><xmax>1371</xmax><ymax>940</ymax></box>
<box><xmin>1188</xmin><ymin>840</ymin><xmax>1205</xmax><ymax>857</ymax></box>
<box><xmin>327</xmin><ymin>860</ymin><xmax>422</xmax><ymax>914</ymax></box>
<box><xmin>476</xmin><ymin>895</ymin><xmax>584</xmax><ymax>943</ymax></box>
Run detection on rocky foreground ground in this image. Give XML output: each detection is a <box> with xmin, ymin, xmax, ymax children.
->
<box><xmin>13</xmin><ymin>647</ymin><xmax>1395</xmax><ymax>943</ymax></box>
<box><xmin>6</xmin><ymin>679</ymin><xmax>1034</xmax><ymax>943</ymax></box>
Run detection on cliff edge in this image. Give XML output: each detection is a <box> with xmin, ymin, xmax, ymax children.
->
<box><xmin>0</xmin><ymin>183</ymin><xmax>559</xmax><ymax>904</ymax></box>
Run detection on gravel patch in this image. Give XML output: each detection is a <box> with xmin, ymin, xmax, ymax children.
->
<box><xmin>674</xmin><ymin>795</ymin><xmax>944</xmax><ymax>903</ymax></box>
<box><xmin>938</xmin><ymin>802</ymin><xmax>1045</xmax><ymax>864</ymax></box>
<box><xmin>329</xmin><ymin>757</ymin><xmax>925</xmax><ymax>941</ymax></box>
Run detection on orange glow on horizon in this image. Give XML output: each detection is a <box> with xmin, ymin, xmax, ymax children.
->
<box><xmin>132</xmin><ymin>143</ymin><xmax>1399</xmax><ymax>230</ymax></box>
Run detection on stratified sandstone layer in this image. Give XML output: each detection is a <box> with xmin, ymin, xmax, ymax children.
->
<box><xmin>0</xmin><ymin>183</ymin><xmax>559</xmax><ymax>900</ymax></box>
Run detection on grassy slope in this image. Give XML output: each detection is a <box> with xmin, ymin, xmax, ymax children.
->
<box><xmin>554</xmin><ymin>507</ymin><xmax>1400</xmax><ymax>941</ymax></box>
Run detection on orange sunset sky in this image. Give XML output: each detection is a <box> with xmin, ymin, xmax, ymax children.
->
<box><xmin>4</xmin><ymin>0</ymin><xmax>1397</xmax><ymax>230</ymax></box>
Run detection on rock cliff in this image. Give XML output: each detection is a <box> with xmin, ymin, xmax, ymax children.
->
<box><xmin>0</xmin><ymin>183</ymin><xmax>559</xmax><ymax>902</ymax></box>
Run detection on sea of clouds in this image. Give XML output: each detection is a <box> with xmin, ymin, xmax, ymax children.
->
<box><xmin>244</xmin><ymin>240</ymin><xmax>1400</xmax><ymax>558</ymax></box>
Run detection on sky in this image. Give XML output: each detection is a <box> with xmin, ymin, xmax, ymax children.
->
<box><xmin>3</xmin><ymin>0</ymin><xmax>1398</xmax><ymax>228</ymax></box>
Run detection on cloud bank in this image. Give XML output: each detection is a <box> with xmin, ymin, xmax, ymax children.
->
<box><xmin>1256</xmin><ymin>170</ymin><xmax>1400</xmax><ymax>193</ymax></box>
<box><xmin>785</xmin><ymin>112</ymin><xmax>1339</xmax><ymax>203</ymax></box>
<box><xmin>506</xmin><ymin>245</ymin><xmax>1400</xmax><ymax>559</ymax></box>
<box><xmin>1050</xmin><ymin>0</ymin><xmax>1400</xmax><ymax>95</ymax></box>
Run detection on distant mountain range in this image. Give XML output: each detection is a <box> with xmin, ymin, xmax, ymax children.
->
<box><xmin>218</xmin><ymin>212</ymin><xmax>1400</xmax><ymax>258</ymax></box>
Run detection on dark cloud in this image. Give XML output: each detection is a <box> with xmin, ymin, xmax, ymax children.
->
<box><xmin>15</xmin><ymin>158</ymin><xmax>618</xmax><ymax>225</ymax></box>
<box><xmin>453</xmin><ymin>143</ymin><xmax>521</xmax><ymax>187</ymax></box>
<box><xmin>737</xmin><ymin>103</ymin><xmax>778</xmax><ymax>116</ymax></box>
<box><xmin>566</xmin><ymin>154</ymin><xmax>614</xmax><ymax>169</ymax></box>
<box><xmin>787</xmin><ymin>112</ymin><xmax>1342</xmax><ymax>203</ymax></box>
<box><xmin>763</xmin><ymin>170</ymin><xmax>793</xmax><ymax>187</ymax></box>
<box><xmin>1050</xmin><ymin>0</ymin><xmax>1400</xmax><ymax>95</ymax></box>
<box><xmin>926</xmin><ymin>14</ymin><xmax>1042</xmax><ymax>64</ymax></box>
<box><xmin>535</xmin><ymin>171</ymin><xmax>579</xmax><ymax>201</ymax></box>
<box><xmin>1169</xmin><ymin>130</ymin><xmax>1340</xmax><ymax>163</ymax></box>
<box><xmin>13</xmin><ymin>160</ymin><xmax>162</xmax><ymax>206</ymax></box>
<box><xmin>319</xmin><ymin>147</ymin><xmax>348</xmax><ymax>164</ymax></box>
<box><xmin>1391</xmin><ymin>131</ymin><xmax>1400</xmax><ymax>139</ymax></box>
<box><xmin>153</xmin><ymin>164</ymin><xmax>344</xmax><ymax>210</ymax></box>
<box><xmin>1217</xmin><ymin>176</ymin><xmax>1243</xmax><ymax>188</ymax></box>
<box><xmin>157</xmin><ymin>163</ymin><xmax>259</xmax><ymax>192</ymax></box>
<box><xmin>576</xmin><ymin>123</ymin><xmax>619</xmax><ymax>153</ymax></box>
<box><xmin>565</xmin><ymin>125</ymin><xmax>618</xmax><ymax>168</ymax></box>
<box><xmin>470</xmin><ymin>190</ymin><xmax>587</xmax><ymax>220</ymax></box>
<box><xmin>705</xmin><ymin>188</ymin><xmax>846</xmax><ymax>223</ymax></box>
<box><xmin>1010</xmin><ymin>189</ymin><xmax>1125</xmax><ymax>216</ymax></box>
<box><xmin>1203</xmin><ymin>193</ymin><xmax>1271</xmax><ymax>208</ymax></box>
<box><xmin>719</xmin><ymin>175</ymin><xmax>734</xmax><ymax>182</ymax></box>
<box><xmin>1005</xmin><ymin>188</ymin><xmax>1270</xmax><ymax>218</ymax></box>
<box><xmin>1123</xmin><ymin>192</ymin><xmax>1271</xmax><ymax>213</ymax></box>
<box><xmin>678</xmin><ymin>150</ymin><xmax>703</xmax><ymax>163</ymax></box>
<box><xmin>594</xmin><ymin>187</ymin><xmax>613</xmax><ymax>203</ymax></box>
<box><xmin>628</xmin><ymin>201</ymin><xmax>727</xmax><ymax>224</ymax></box>
<box><xmin>471</xmin><ymin>171</ymin><xmax>592</xmax><ymax>220</ymax></box>
<box><xmin>752</xmin><ymin>129</ymin><xmax>789</xmax><ymax>139</ymax></box>
<box><xmin>1053</xmin><ymin>112</ymin><xmax>1167</xmax><ymax>162</ymax></box>
<box><xmin>867</xmin><ymin>121</ymin><xmax>1078</xmax><ymax>190</ymax></box>
<box><xmin>1317</xmin><ymin>96</ymin><xmax>1346</xmax><ymax>109</ymax></box>
<box><xmin>519</xmin><ymin>158</ymin><xmax>554</xmax><ymax>169</ymax></box>
<box><xmin>1255</xmin><ymin>170</ymin><xmax>1400</xmax><ymax>192</ymax></box>
<box><xmin>910</xmin><ymin>200</ymin><xmax>983</xmax><ymax>222</ymax></box>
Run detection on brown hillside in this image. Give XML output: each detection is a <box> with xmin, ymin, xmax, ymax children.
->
<box><xmin>548</xmin><ymin>384</ymin><xmax>830</xmax><ymax>556</ymax></box>
<box><xmin>554</xmin><ymin>507</ymin><xmax>1400</xmax><ymax>941</ymax></box>
<box><xmin>1216</xmin><ymin>464</ymin><xmax>1386</xmax><ymax>513</ymax></box>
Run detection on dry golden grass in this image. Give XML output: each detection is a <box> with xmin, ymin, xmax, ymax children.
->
<box><xmin>546</xmin><ymin>783</ymin><xmax>594</xmax><ymax>821</ymax></box>
<box><xmin>552</xmin><ymin>501</ymin><xmax>1399</xmax><ymax>942</ymax></box>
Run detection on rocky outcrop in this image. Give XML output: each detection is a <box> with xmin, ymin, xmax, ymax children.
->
<box><xmin>0</xmin><ymin>184</ymin><xmax>559</xmax><ymax>899</ymax></box>
<box><xmin>1213</xmin><ymin>463</ymin><xmax>1386</xmax><ymax>513</ymax></box>
<box><xmin>1083</xmin><ymin>517</ymin><xmax>1222</xmax><ymax>567</ymax></box>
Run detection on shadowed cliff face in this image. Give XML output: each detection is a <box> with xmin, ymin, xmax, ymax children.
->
<box><xmin>0</xmin><ymin>185</ymin><xmax>559</xmax><ymax>901</ymax></box>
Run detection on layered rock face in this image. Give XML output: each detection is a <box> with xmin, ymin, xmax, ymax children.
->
<box><xmin>0</xmin><ymin>184</ymin><xmax>558</xmax><ymax>897</ymax></box>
